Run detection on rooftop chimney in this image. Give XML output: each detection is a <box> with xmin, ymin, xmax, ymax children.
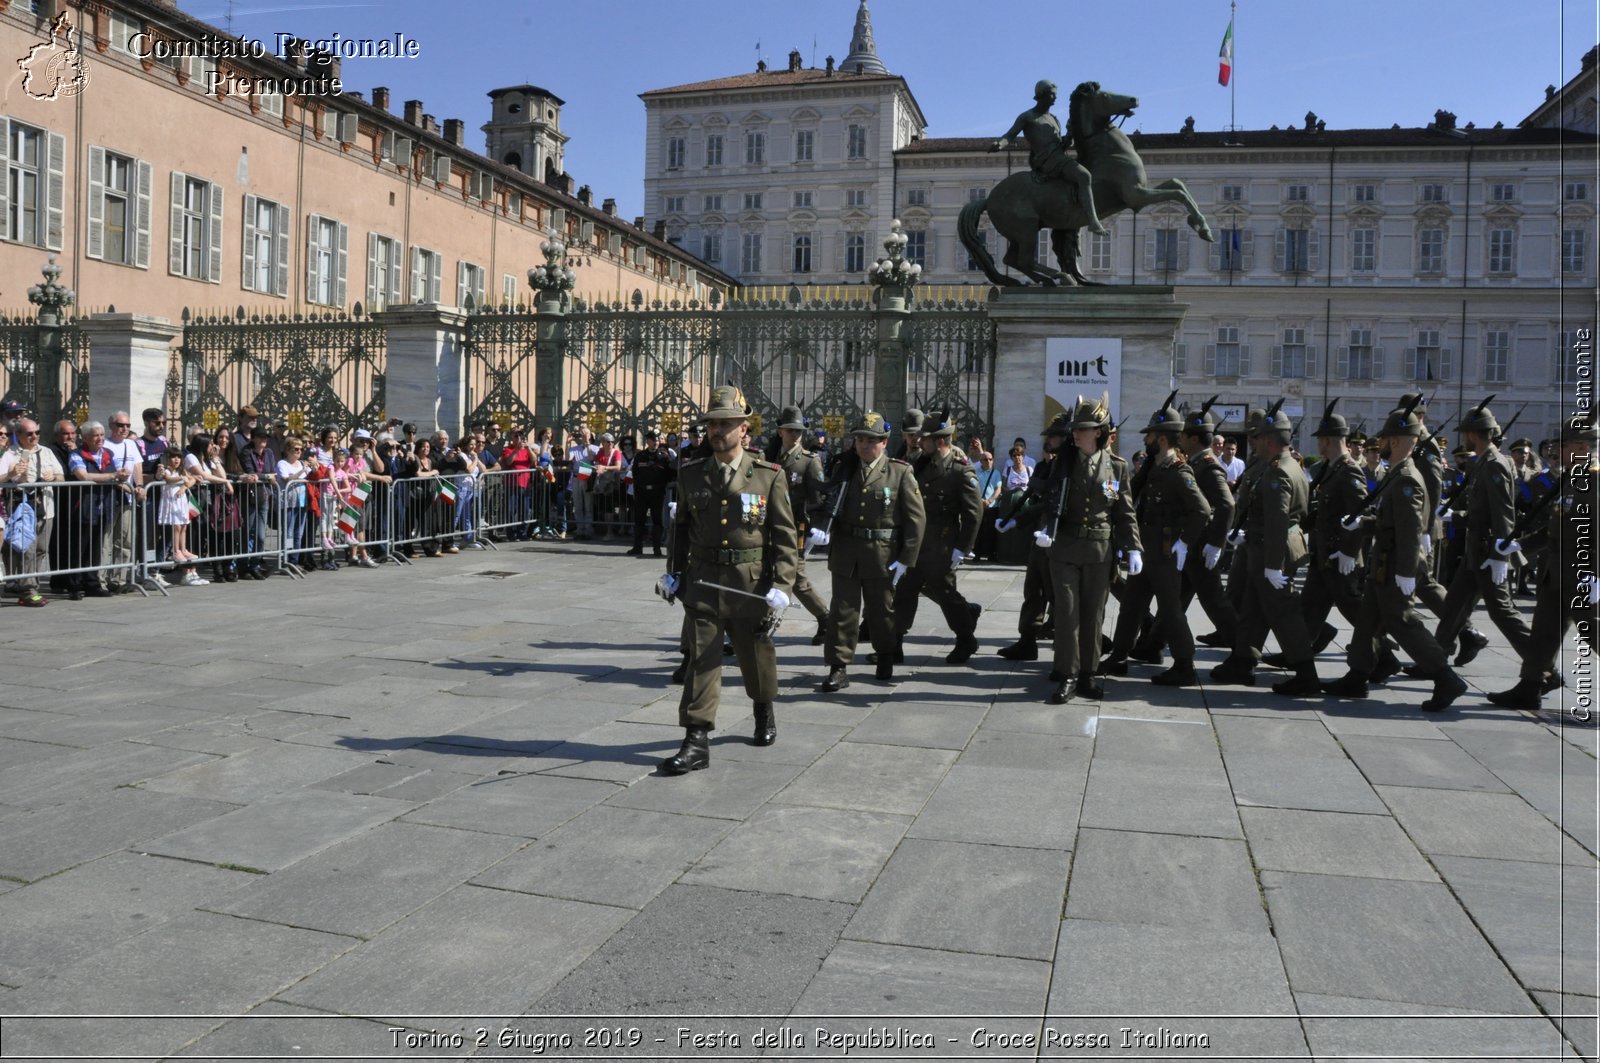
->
<box><xmin>825</xmin><ymin>55</ymin><xmax>835</xmax><ymax>76</ymax></box>
<box><xmin>282</xmin><ymin>37</ymin><xmax>308</xmax><ymax>70</ymax></box>
<box><xmin>422</xmin><ymin>114</ymin><xmax>439</xmax><ymax>135</ymax></box>
<box><xmin>577</xmin><ymin>184</ymin><xmax>592</xmax><ymax>206</ymax></box>
<box><xmin>634</xmin><ymin>216</ymin><xmax>646</xmax><ymax>229</ymax></box>
<box><xmin>403</xmin><ymin>99</ymin><xmax>424</xmax><ymax>125</ymax></box>
<box><xmin>602</xmin><ymin>197</ymin><xmax>617</xmax><ymax>216</ymax></box>
<box><xmin>653</xmin><ymin>220</ymin><xmax>667</xmax><ymax>240</ymax></box>
<box><xmin>371</xmin><ymin>87</ymin><xmax>390</xmax><ymax>112</ymax></box>
<box><xmin>444</xmin><ymin>119</ymin><xmax>465</xmax><ymax>146</ymax></box>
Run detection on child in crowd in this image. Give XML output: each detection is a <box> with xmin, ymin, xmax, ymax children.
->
<box><xmin>332</xmin><ymin>448</ymin><xmax>378</xmax><ymax>568</ymax></box>
<box><xmin>156</xmin><ymin>447</ymin><xmax>207</xmax><ymax>586</ymax></box>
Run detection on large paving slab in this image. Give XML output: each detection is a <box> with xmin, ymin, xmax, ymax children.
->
<box><xmin>0</xmin><ymin>787</ymin><xmax>238</xmax><ymax>882</ymax></box>
<box><xmin>683</xmin><ymin>804</ymin><xmax>910</xmax><ymax>903</ymax></box>
<box><xmin>1064</xmin><ymin>829</ymin><xmax>1267</xmax><ymax>934</ymax></box>
<box><xmin>1238</xmin><ymin>806</ymin><xmax>1438</xmax><ymax>882</ymax></box>
<box><xmin>140</xmin><ymin>789</ymin><xmax>414</xmax><ymax>872</ymax></box>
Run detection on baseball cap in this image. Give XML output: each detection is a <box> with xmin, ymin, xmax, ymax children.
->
<box><xmin>0</xmin><ymin>400</ymin><xmax>27</xmax><ymax>416</ymax></box>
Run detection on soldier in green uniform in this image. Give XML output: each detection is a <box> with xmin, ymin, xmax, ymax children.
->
<box><xmin>1178</xmin><ymin>402</ymin><xmax>1240</xmax><ymax>642</ymax></box>
<box><xmin>891</xmin><ymin>409</ymin><xmax>984</xmax><ymax>665</ymax></box>
<box><xmin>816</xmin><ymin>412</ymin><xmax>926</xmax><ymax>691</ymax></box>
<box><xmin>889</xmin><ymin>408</ymin><xmax>925</xmax><ymax>463</ymax></box>
<box><xmin>1215</xmin><ymin>407</ymin><xmax>1269</xmax><ymax>635</ymax></box>
<box><xmin>1295</xmin><ymin>401</ymin><xmax>1367</xmax><ymax>658</ymax></box>
<box><xmin>995</xmin><ymin>417</ymin><xmax>1066</xmax><ymax>660</ymax></box>
<box><xmin>770</xmin><ymin>405</ymin><xmax>831</xmax><ymax>645</ymax></box>
<box><xmin>1433</xmin><ymin>398</ymin><xmax>1533</xmax><ymax>663</ymax></box>
<box><xmin>1211</xmin><ymin>403</ymin><xmax>1321</xmax><ymax>695</ymax></box>
<box><xmin>658</xmin><ymin>386</ymin><xmax>798</xmax><ymax>774</ymax></box>
<box><xmin>1487</xmin><ymin>414</ymin><xmax>1598</xmax><ymax>711</ymax></box>
<box><xmin>1322</xmin><ymin>408</ymin><xmax>1467</xmax><ymax>711</ymax></box>
<box><xmin>1103</xmin><ymin>397</ymin><xmax>1211</xmax><ymax>686</ymax></box>
<box><xmin>1033</xmin><ymin>395</ymin><xmax>1140</xmax><ymax>704</ymax></box>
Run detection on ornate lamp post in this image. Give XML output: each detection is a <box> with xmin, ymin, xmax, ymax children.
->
<box><xmin>868</xmin><ymin>219</ymin><xmax>922</xmax><ymax>311</ymax></box>
<box><xmin>528</xmin><ymin>240</ymin><xmax>576</xmax><ymax>440</ymax></box>
<box><xmin>26</xmin><ymin>256</ymin><xmax>75</xmax><ymax>423</ymax></box>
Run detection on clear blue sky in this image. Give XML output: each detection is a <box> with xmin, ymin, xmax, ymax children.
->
<box><xmin>187</xmin><ymin>0</ymin><xmax>1597</xmax><ymax>220</ymax></box>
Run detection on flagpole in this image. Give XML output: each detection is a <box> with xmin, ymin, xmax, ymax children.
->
<box><xmin>1230</xmin><ymin>0</ymin><xmax>1237</xmax><ymax>132</ymax></box>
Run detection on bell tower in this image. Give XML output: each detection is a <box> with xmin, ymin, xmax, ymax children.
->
<box><xmin>842</xmin><ymin>0</ymin><xmax>888</xmax><ymax>75</ymax></box>
<box><xmin>483</xmin><ymin>85</ymin><xmax>569</xmax><ymax>182</ymax></box>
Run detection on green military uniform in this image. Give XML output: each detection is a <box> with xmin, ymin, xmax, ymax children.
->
<box><xmin>671</xmin><ymin>449</ymin><xmax>797</xmax><ymax>728</ymax></box>
<box><xmin>1324</xmin><ymin>409</ymin><xmax>1465</xmax><ymax>710</ymax></box>
<box><xmin>892</xmin><ymin>413</ymin><xmax>983</xmax><ymax>664</ymax></box>
<box><xmin>1490</xmin><ymin>416</ymin><xmax>1599</xmax><ymax>710</ymax></box>
<box><xmin>775</xmin><ymin>406</ymin><xmax>830</xmax><ymax>627</ymax></box>
<box><xmin>1225</xmin><ymin>410</ymin><xmax>1269</xmax><ymax>617</ymax></box>
<box><xmin>1040</xmin><ymin>396</ymin><xmax>1139</xmax><ymax>703</ymax></box>
<box><xmin>1181</xmin><ymin>407</ymin><xmax>1240</xmax><ymax>637</ymax></box>
<box><xmin>822</xmin><ymin>413</ymin><xmax>926</xmax><ymax>685</ymax></box>
<box><xmin>1214</xmin><ymin>406</ymin><xmax>1319</xmax><ymax>694</ymax></box>
<box><xmin>1434</xmin><ymin>400</ymin><xmax>1534</xmax><ymax>660</ymax></box>
<box><xmin>1300</xmin><ymin>406</ymin><xmax>1367</xmax><ymax>644</ymax></box>
<box><xmin>997</xmin><ymin>440</ymin><xmax>1063</xmax><ymax>659</ymax></box>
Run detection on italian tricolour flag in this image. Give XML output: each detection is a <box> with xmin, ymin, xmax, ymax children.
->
<box><xmin>438</xmin><ymin>479</ymin><xmax>459</xmax><ymax>505</ymax></box>
<box><xmin>575</xmin><ymin>463</ymin><xmax>595</xmax><ymax>483</ymax></box>
<box><xmin>334</xmin><ymin>481</ymin><xmax>372</xmax><ymax>537</ymax></box>
<box><xmin>1217</xmin><ymin>19</ymin><xmax>1234</xmax><ymax>86</ymax></box>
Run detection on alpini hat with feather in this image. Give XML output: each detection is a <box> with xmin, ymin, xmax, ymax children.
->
<box><xmin>1142</xmin><ymin>390</ymin><xmax>1183</xmax><ymax>435</ymax></box>
<box><xmin>1070</xmin><ymin>392</ymin><xmax>1112</xmax><ymax>431</ymax></box>
<box><xmin>776</xmin><ymin>404</ymin><xmax>807</xmax><ymax>431</ymax></box>
<box><xmin>1183</xmin><ymin>395</ymin><xmax>1222</xmax><ymax>434</ymax></box>
<box><xmin>702</xmin><ymin>384</ymin><xmax>752</xmax><ymax>422</ymax></box>
<box><xmin>851</xmin><ymin>410</ymin><xmax>891</xmax><ymax>438</ymax></box>
<box><xmin>1260</xmin><ymin>399</ymin><xmax>1293</xmax><ymax>443</ymax></box>
<box><xmin>1312</xmin><ymin>398</ymin><xmax>1350</xmax><ymax>438</ymax></box>
<box><xmin>1459</xmin><ymin>394</ymin><xmax>1501</xmax><ymax>436</ymax></box>
<box><xmin>1377</xmin><ymin>392</ymin><xmax>1426</xmax><ymax>438</ymax></box>
<box><xmin>924</xmin><ymin>407</ymin><xmax>956</xmax><ymax>439</ymax></box>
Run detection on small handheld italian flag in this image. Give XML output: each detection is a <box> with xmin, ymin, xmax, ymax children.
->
<box><xmin>575</xmin><ymin>462</ymin><xmax>595</xmax><ymax>483</ymax></box>
<box><xmin>1217</xmin><ymin>18</ymin><xmax>1234</xmax><ymax>86</ymax></box>
<box><xmin>186</xmin><ymin>499</ymin><xmax>200</xmax><ymax>521</ymax></box>
<box><xmin>438</xmin><ymin>478</ymin><xmax>459</xmax><ymax>505</ymax></box>
<box><xmin>334</xmin><ymin>481</ymin><xmax>372</xmax><ymax>537</ymax></box>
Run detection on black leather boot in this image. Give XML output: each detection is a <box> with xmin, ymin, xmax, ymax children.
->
<box><xmin>1078</xmin><ymin>672</ymin><xmax>1105</xmax><ymax>699</ymax></box>
<box><xmin>1311</xmin><ymin>622</ymin><xmax>1338</xmax><ymax>656</ymax></box>
<box><xmin>1454</xmin><ymin>628</ymin><xmax>1489</xmax><ymax>667</ymax></box>
<box><xmin>1150</xmin><ymin>659</ymin><xmax>1198</xmax><ymax>687</ymax></box>
<box><xmin>946</xmin><ymin>634</ymin><xmax>979</xmax><ymax>665</ymax></box>
<box><xmin>1369</xmin><ymin>649</ymin><xmax>1403</xmax><ymax>685</ymax></box>
<box><xmin>661</xmin><ymin>726</ymin><xmax>710</xmax><ymax>775</ymax></box>
<box><xmin>669</xmin><ymin>661</ymin><xmax>687</xmax><ymax>685</ymax></box>
<box><xmin>1196</xmin><ymin>630</ymin><xmax>1230</xmax><ymax>647</ymax></box>
<box><xmin>1487</xmin><ymin>678</ymin><xmax>1541</xmax><ymax>711</ymax></box>
<box><xmin>1272</xmin><ymin>659</ymin><xmax>1322</xmax><ymax>696</ymax></box>
<box><xmin>875</xmin><ymin>660</ymin><xmax>895</xmax><ymax>682</ymax></box>
<box><xmin>820</xmin><ymin>666</ymin><xmax>850</xmax><ymax>693</ymax></box>
<box><xmin>1421</xmin><ymin>668</ymin><xmax>1468</xmax><ymax>712</ymax></box>
<box><xmin>752</xmin><ymin>702</ymin><xmax>777</xmax><ymax>745</ymax></box>
<box><xmin>998</xmin><ymin>639</ymin><xmax>1039</xmax><ymax>661</ymax></box>
<box><xmin>867</xmin><ymin>646</ymin><xmax>905</xmax><ymax>665</ymax></box>
<box><xmin>811</xmin><ymin>620</ymin><xmax>827</xmax><ymax>646</ymax></box>
<box><xmin>1047</xmin><ymin>675</ymin><xmax>1077</xmax><ymax>704</ymax></box>
<box><xmin>1321</xmin><ymin>671</ymin><xmax>1370</xmax><ymax>699</ymax></box>
<box><xmin>1210</xmin><ymin>655</ymin><xmax>1257</xmax><ymax>686</ymax></box>
<box><xmin>1099</xmin><ymin>653</ymin><xmax>1129</xmax><ymax>676</ymax></box>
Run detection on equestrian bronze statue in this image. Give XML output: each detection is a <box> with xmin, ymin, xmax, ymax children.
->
<box><xmin>963</xmin><ymin>80</ymin><xmax>1214</xmax><ymax>286</ymax></box>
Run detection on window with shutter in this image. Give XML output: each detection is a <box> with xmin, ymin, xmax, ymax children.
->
<box><xmin>135</xmin><ymin>161</ymin><xmax>152</xmax><ymax>269</ymax></box>
<box><xmin>0</xmin><ymin>121</ymin><xmax>12</xmax><ymax>242</ymax></box>
<box><xmin>334</xmin><ymin>222</ymin><xmax>348</xmax><ymax>305</ymax></box>
<box><xmin>1202</xmin><ymin>343</ymin><xmax>1216</xmax><ymax>376</ymax></box>
<box><xmin>86</xmin><ymin>145</ymin><xmax>106</xmax><ymax>260</ymax></box>
<box><xmin>171</xmin><ymin>173</ymin><xmax>213</xmax><ymax>280</ymax></box>
<box><xmin>207</xmin><ymin>181</ymin><xmax>224</xmax><ymax>283</ymax></box>
<box><xmin>241</xmin><ymin>193</ymin><xmax>259</xmax><ymax>288</ymax></box>
<box><xmin>272</xmin><ymin>204</ymin><xmax>289</xmax><ymax>296</ymax></box>
<box><xmin>45</xmin><ymin>131</ymin><xmax>64</xmax><ymax>251</ymax></box>
<box><xmin>1173</xmin><ymin>343</ymin><xmax>1188</xmax><ymax>376</ymax></box>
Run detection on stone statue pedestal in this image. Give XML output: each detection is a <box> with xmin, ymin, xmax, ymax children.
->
<box><xmin>988</xmin><ymin>287</ymin><xmax>1188</xmax><ymax>455</ymax></box>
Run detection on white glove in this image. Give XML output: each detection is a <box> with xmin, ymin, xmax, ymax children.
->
<box><xmin>1439</xmin><ymin>508</ymin><xmax>1453</xmax><ymax>525</ymax></box>
<box><xmin>1421</xmin><ymin>533</ymin><xmax>1433</xmax><ymax>557</ymax></box>
<box><xmin>950</xmin><ymin>548</ymin><xmax>966</xmax><ymax>569</ymax></box>
<box><xmin>1584</xmin><ymin>572</ymin><xmax>1600</xmax><ymax>606</ymax></box>
<box><xmin>995</xmin><ymin>517</ymin><xmax>1017</xmax><ymax>533</ymax></box>
<box><xmin>656</xmin><ymin>573</ymin><xmax>679</xmax><ymax>598</ymax></box>
<box><xmin>1330</xmin><ymin>551</ymin><xmax>1356</xmax><ymax>576</ymax></box>
<box><xmin>1202</xmin><ymin>543</ymin><xmax>1223</xmax><ymax>570</ymax></box>
<box><xmin>764</xmin><ymin>587</ymin><xmax>791</xmax><ymax>610</ymax></box>
<box><xmin>1126</xmin><ymin>549</ymin><xmax>1144</xmax><ymax>576</ymax></box>
<box><xmin>1395</xmin><ymin>573</ymin><xmax>1417</xmax><ymax>596</ymax></box>
<box><xmin>1226</xmin><ymin>528</ymin><xmax>1246</xmax><ymax>547</ymax></box>
<box><xmin>1264</xmin><ymin>567</ymin><xmax>1288</xmax><ymax>590</ymax></box>
<box><xmin>1033</xmin><ymin>530</ymin><xmax>1054</xmax><ymax>549</ymax></box>
<box><xmin>888</xmin><ymin>560</ymin><xmax>909</xmax><ymax>587</ymax></box>
<box><xmin>807</xmin><ymin>527</ymin><xmax>830</xmax><ymax>547</ymax></box>
<box><xmin>1171</xmin><ymin>541</ymin><xmax>1187</xmax><ymax>571</ymax></box>
<box><xmin>668</xmin><ymin>501</ymin><xmax>678</xmax><ymax>520</ymax></box>
<box><xmin>1340</xmin><ymin>514</ymin><xmax>1364</xmax><ymax>532</ymax></box>
<box><xmin>1494</xmin><ymin>538</ymin><xmax>1521</xmax><ymax>557</ymax></box>
<box><xmin>1480</xmin><ymin>558</ymin><xmax>1509</xmax><ymax>585</ymax></box>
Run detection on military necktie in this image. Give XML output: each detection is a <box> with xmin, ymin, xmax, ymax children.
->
<box><xmin>715</xmin><ymin>458</ymin><xmax>737</xmax><ymax>491</ymax></box>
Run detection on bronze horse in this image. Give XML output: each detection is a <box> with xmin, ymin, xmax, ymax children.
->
<box><xmin>959</xmin><ymin>82</ymin><xmax>1215</xmax><ymax>286</ymax></box>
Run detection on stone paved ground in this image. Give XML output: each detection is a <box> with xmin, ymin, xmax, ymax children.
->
<box><xmin>0</xmin><ymin>542</ymin><xmax>1593</xmax><ymax>1061</ymax></box>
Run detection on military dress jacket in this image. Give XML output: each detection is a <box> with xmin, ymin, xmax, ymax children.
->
<box><xmin>671</xmin><ymin>451</ymin><xmax>798</xmax><ymax>618</ymax></box>
<box><xmin>915</xmin><ymin>449</ymin><xmax>982</xmax><ymax>573</ymax></box>
<box><xmin>1368</xmin><ymin>456</ymin><xmax>1428</xmax><ymax>583</ymax></box>
<box><xmin>826</xmin><ymin>455</ymin><xmax>925</xmax><ymax>579</ymax></box>
<box><xmin>1519</xmin><ymin>461</ymin><xmax>1592</xmax><ymax>600</ymax></box>
<box><xmin>1042</xmin><ymin>447</ymin><xmax>1140</xmax><ymax>558</ymax></box>
<box><xmin>1416</xmin><ymin>436</ymin><xmax>1445</xmax><ymax>538</ymax></box>
<box><xmin>1245</xmin><ymin>451</ymin><xmax>1310</xmax><ymax>572</ymax></box>
<box><xmin>1134</xmin><ymin>449</ymin><xmax>1211</xmax><ymax>554</ymax></box>
<box><xmin>1311</xmin><ymin>453</ymin><xmax>1368</xmax><ymax>561</ymax></box>
<box><xmin>1190</xmin><ymin>452</ymin><xmax>1234</xmax><ymax>550</ymax></box>
<box><xmin>778</xmin><ymin>443</ymin><xmax>828</xmax><ymax>533</ymax></box>
<box><xmin>1461</xmin><ymin>445</ymin><xmax>1518</xmax><ymax>562</ymax></box>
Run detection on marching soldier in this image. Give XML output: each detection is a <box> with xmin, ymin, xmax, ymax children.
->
<box><xmin>994</xmin><ymin>418</ymin><xmax>1065</xmax><ymax>660</ymax></box>
<box><xmin>891</xmin><ymin>409</ymin><xmax>984</xmax><ymax>665</ymax></box>
<box><xmin>1211</xmin><ymin>403</ymin><xmax>1322</xmax><ymax>695</ymax></box>
<box><xmin>1103</xmin><ymin>397</ymin><xmax>1210</xmax><ymax>686</ymax></box>
<box><xmin>1322</xmin><ymin>408</ymin><xmax>1467</xmax><ymax>711</ymax></box>
<box><xmin>657</xmin><ymin>386</ymin><xmax>798</xmax><ymax>774</ymax></box>
<box><xmin>771</xmin><ymin>405</ymin><xmax>832</xmax><ymax>645</ymax></box>
<box><xmin>1216</xmin><ymin>408</ymin><xmax>1269</xmax><ymax>633</ymax></box>
<box><xmin>1488</xmin><ymin>415</ymin><xmax>1598</xmax><ymax>711</ymax></box>
<box><xmin>1295</xmin><ymin>401</ymin><xmax>1366</xmax><ymax>656</ymax></box>
<box><xmin>816</xmin><ymin>412</ymin><xmax>925</xmax><ymax>691</ymax></box>
<box><xmin>889</xmin><ymin>408</ymin><xmax>925</xmax><ymax>462</ymax></box>
<box><xmin>1178</xmin><ymin>401</ymin><xmax>1240</xmax><ymax>641</ymax></box>
<box><xmin>1433</xmin><ymin>398</ymin><xmax>1533</xmax><ymax>665</ymax></box>
<box><xmin>1032</xmin><ymin>394</ymin><xmax>1140</xmax><ymax>704</ymax></box>
<box><xmin>626</xmin><ymin>430</ymin><xmax>675</xmax><ymax>557</ymax></box>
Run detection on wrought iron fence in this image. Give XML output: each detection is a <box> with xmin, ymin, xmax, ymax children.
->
<box><xmin>0</xmin><ymin>312</ymin><xmax>92</xmax><ymax>427</ymax></box>
<box><xmin>168</xmin><ymin>306</ymin><xmax>387</xmax><ymax>439</ymax></box>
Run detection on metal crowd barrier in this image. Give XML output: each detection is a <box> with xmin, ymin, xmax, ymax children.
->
<box><xmin>0</xmin><ymin>478</ymin><xmax>141</xmax><ymax>598</ymax></box>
